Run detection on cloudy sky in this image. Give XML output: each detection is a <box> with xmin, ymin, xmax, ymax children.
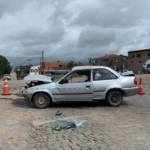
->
<box><xmin>0</xmin><ymin>0</ymin><xmax>150</xmax><ymax>68</ymax></box>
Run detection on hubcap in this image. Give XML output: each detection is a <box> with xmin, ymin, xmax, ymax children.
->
<box><xmin>37</xmin><ymin>97</ymin><xmax>46</xmax><ymax>105</ymax></box>
<box><xmin>111</xmin><ymin>94</ymin><xmax>119</xmax><ymax>103</ymax></box>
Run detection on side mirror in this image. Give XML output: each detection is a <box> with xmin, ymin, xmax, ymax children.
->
<box><xmin>59</xmin><ymin>78</ymin><xmax>68</xmax><ymax>84</ymax></box>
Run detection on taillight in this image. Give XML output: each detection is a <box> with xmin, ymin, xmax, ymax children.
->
<box><xmin>134</xmin><ymin>78</ymin><xmax>137</xmax><ymax>85</ymax></box>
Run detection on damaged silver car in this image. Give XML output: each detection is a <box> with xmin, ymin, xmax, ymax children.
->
<box><xmin>22</xmin><ymin>66</ymin><xmax>139</xmax><ymax>109</ymax></box>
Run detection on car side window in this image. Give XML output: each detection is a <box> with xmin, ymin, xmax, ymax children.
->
<box><xmin>93</xmin><ymin>69</ymin><xmax>118</xmax><ymax>81</ymax></box>
<box><xmin>65</xmin><ymin>70</ymin><xmax>91</xmax><ymax>83</ymax></box>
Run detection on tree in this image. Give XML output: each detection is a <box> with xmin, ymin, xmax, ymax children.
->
<box><xmin>68</xmin><ymin>61</ymin><xmax>78</xmax><ymax>68</ymax></box>
<box><xmin>109</xmin><ymin>62</ymin><xmax>114</xmax><ymax>67</ymax></box>
<box><xmin>0</xmin><ymin>55</ymin><xmax>12</xmax><ymax>76</ymax></box>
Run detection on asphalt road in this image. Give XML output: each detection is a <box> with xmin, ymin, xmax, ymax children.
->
<box><xmin>0</xmin><ymin>80</ymin><xmax>30</xmax><ymax>89</ymax></box>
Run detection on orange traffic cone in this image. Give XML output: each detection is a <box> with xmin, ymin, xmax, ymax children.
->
<box><xmin>2</xmin><ymin>77</ymin><xmax>11</xmax><ymax>95</ymax></box>
<box><xmin>138</xmin><ymin>78</ymin><xmax>145</xmax><ymax>94</ymax></box>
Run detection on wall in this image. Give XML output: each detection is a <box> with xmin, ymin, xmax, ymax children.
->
<box><xmin>128</xmin><ymin>50</ymin><xmax>150</xmax><ymax>73</ymax></box>
<box><xmin>93</xmin><ymin>55</ymin><xmax>128</xmax><ymax>70</ymax></box>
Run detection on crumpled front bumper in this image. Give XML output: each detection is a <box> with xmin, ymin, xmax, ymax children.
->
<box><xmin>22</xmin><ymin>88</ymin><xmax>33</xmax><ymax>102</ymax></box>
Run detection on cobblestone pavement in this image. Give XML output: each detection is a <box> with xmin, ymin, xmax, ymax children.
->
<box><xmin>0</xmin><ymin>76</ymin><xmax>150</xmax><ymax>149</ymax></box>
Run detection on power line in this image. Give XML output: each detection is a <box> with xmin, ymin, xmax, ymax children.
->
<box><xmin>27</xmin><ymin>59</ymin><xmax>33</xmax><ymax>66</ymax></box>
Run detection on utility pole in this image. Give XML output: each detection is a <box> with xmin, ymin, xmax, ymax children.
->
<box><xmin>27</xmin><ymin>59</ymin><xmax>32</xmax><ymax>66</ymax></box>
<box><xmin>40</xmin><ymin>57</ymin><xmax>41</xmax><ymax>74</ymax></box>
<box><xmin>42</xmin><ymin>51</ymin><xmax>44</xmax><ymax>74</ymax></box>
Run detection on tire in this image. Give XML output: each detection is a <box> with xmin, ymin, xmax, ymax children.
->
<box><xmin>106</xmin><ymin>90</ymin><xmax>123</xmax><ymax>107</ymax></box>
<box><xmin>33</xmin><ymin>93</ymin><xmax>51</xmax><ymax>109</ymax></box>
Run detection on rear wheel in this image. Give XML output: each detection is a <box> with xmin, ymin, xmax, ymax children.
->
<box><xmin>106</xmin><ymin>90</ymin><xmax>123</xmax><ymax>106</ymax></box>
<box><xmin>33</xmin><ymin>93</ymin><xmax>51</xmax><ymax>109</ymax></box>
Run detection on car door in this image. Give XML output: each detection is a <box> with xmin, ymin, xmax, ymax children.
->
<box><xmin>55</xmin><ymin>70</ymin><xmax>93</xmax><ymax>101</ymax></box>
<box><xmin>92</xmin><ymin>68</ymin><xmax>119</xmax><ymax>100</ymax></box>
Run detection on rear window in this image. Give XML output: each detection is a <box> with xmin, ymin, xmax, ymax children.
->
<box><xmin>93</xmin><ymin>69</ymin><xmax>118</xmax><ymax>81</ymax></box>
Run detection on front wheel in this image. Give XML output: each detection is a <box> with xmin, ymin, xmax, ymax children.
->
<box><xmin>33</xmin><ymin>93</ymin><xmax>51</xmax><ymax>109</ymax></box>
<box><xmin>106</xmin><ymin>90</ymin><xmax>123</xmax><ymax>106</ymax></box>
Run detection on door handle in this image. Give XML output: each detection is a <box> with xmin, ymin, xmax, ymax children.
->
<box><xmin>86</xmin><ymin>86</ymin><xmax>91</xmax><ymax>88</ymax></box>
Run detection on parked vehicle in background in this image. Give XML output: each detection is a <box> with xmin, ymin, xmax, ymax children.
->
<box><xmin>136</xmin><ymin>70</ymin><xmax>141</xmax><ymax>74</ymax></box>
<box><xmin>146</xmin><ymin>64</ymin><xmax>150</xmax><ymax>74</ymax></box>
<box><xmin>3</xmin><ymin>74</ymin><xmax>11</xmax><ymax>80</ymax></box>
<box><xmin>30</xmin><ymin>65</ymin><xmax>40</xmax><ymax>75</ymax></box>
<box><xmin>22</xmin><ymin>66</ymin><xmax>138</xmax><ymax>109</ymax></box>
<box><xmin>142</xmin><ymin>60</ymin><xmax>150</xmax><ymax>73</ymax></box>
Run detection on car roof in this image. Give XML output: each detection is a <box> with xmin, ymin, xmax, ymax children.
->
<box><xmin>72</xmin><ymin>66</ymin><xmax>121</xmax><ymax>77</ymax></box>
<box><xmin>72</xmin><ymin>66</ymin><xmax>110</xmax><ymax>71</ymax></box>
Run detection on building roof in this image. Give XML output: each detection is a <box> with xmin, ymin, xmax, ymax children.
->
<box><xmin>43</xmin><ymin>61</ymin><xmax>93</xmax><ymax>70</ymax></box>
<box><xmin>94</xmin><ymin>54</ymin><xmax>119</xmax><ymax>59</ymax></box>
<box><xmin>128</xmin><ymin>48</ymin><xmax>150</xmax><ymax>53</ymax></box>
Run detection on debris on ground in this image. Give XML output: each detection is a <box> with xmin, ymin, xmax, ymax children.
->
<box><xmin>55</xmin><ymin>110</ymin><xmax>62</xmax><ymax>116</ymax></box>
<box><xmin>73</xmin><ymin>120</ymin><xmax>87</xmax><ymax>127</ymax></box>
<box><xmin>15</xmin><ymin>91</ymin><xmax>23</xmax><ymax>97</ymax></box>
<box><xmin>52</xmin><ymin>120</ymin><xmax>86</xmax><ymax>131</ymax></box>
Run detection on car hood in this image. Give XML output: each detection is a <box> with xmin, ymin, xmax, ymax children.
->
<box><xmin>24</xmin><ymin>75</ymin><xmax>52</xmax><ymax>82</ymax></box>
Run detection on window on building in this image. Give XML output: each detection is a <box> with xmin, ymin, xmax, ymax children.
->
<box><xmin>139</xmin><ymin>61</ymin><xmax>142</xmax><ymax>63</ymax></box>
<box><xmin>59</xmin><ymin>65</ymin><xmax>62</xmax><ymax>67</ymax></box>
<box><xmin>132</xmin><ymin>55</ymin><xmax>135</xmax><ymax>58</ymax></box>
<box><xmin>143</xmin><ymin>53</ymin><xmax>145</xmax><ymax>55</ymax></box>
<box><xmin>116</xmin><ymin>59</ymin><xmax>118</xmax><ymax>62</ymax></box>
<box><xmin>129</xmin><ymin>55</ymin><xmax>132</xmax><ymax>59</ymax></box>
<box><xmin>137</xmin><ymin>54</ymin><xmax>141</xmax><ymax>57</ymax></box>
<box><xmin>93</xmin><ymin>60</ymin><xmax>98</xmax><ymax>63</ymax></box>
<box><xmin>147</xmin><ymin>53</ymin><xmax>150</xmax><ymax>57</ymax></box>
<box><xmin>121</xmin><ymin>59</ymin><xmax>123</xmax><ymax>61</ymax></box>
<box><xmin>131</xmin><ymin>61</ymin><xmax>133</xmax><ymax>64</ymax></box>
<box><xmin>111</xmin><ymin>60</ymin><xmax>113</xmax><ymax>62</ymax></box>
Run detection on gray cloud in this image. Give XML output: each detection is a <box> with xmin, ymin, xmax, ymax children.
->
<box><xmin>78</xmin><ymin>28</ymin><xmax>115</xmax><ymax>47</ymax></box>
<box><xmin>6</xmin><ymin>27</ymin><xmax>65</xmax><ymax>46</ymax></box>
<box><xmin>49</xmin><ymin>8</ymin><xmax>73</xmax><ymax>26</ymax></box>
<box><xmin>0</xmin><ymin>0</ymin><xmax>150</xmax><ymax>69</ymax></box>
<box><xmin>72</xmin><ymin>0</ymin><xmax>148</xmax><ymax>28</ymax></box>
<box><xmin>0</xmin><ymin>0</ymin><xmax>30</xmax><ymax>18</ymax></box>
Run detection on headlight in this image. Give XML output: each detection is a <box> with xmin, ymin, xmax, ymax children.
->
<box><xmin>21</xmin><ymin>87</ymin><xmax>25</xmax><ymax>91</ymax></box>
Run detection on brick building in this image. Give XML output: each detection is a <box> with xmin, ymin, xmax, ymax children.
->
<box><xmin>128</xmin><ymin>48</ymin><xmax>150</xmax><ymax>73</ymax></box>
<box><xmin>92</xmin><ymin>54</ymin><xmax>128</xmax><ymax>70</ymax></box>
<box><xmin>41</xmin><ymin>61</ymin><xmax>93</xmax><ymax>74</ymax></box>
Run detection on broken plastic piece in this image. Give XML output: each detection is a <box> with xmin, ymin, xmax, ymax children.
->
<box><xmin>52</xmin><ymin>120</ymin><xmax>87</xmax><ymax>131</ymax></box>
<box><xmin>73</xmin><ymin>120</ymin><xmax>87</xmax><ymax>127</ymax></box>
<box><xmin>52</xmin><ymin>121</ymin><xmax>76</xmax><ymax>131</ymax></box>
<box><xmin>55</xmin><ymin>110</ymin><xmax>62</xmax><ymax>116</ymax></box>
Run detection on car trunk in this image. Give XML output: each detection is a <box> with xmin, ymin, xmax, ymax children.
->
<box><xmin>120</xmin><ymin>76</ymin><xmax>137</xmax><ymax>88</ymax></box>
